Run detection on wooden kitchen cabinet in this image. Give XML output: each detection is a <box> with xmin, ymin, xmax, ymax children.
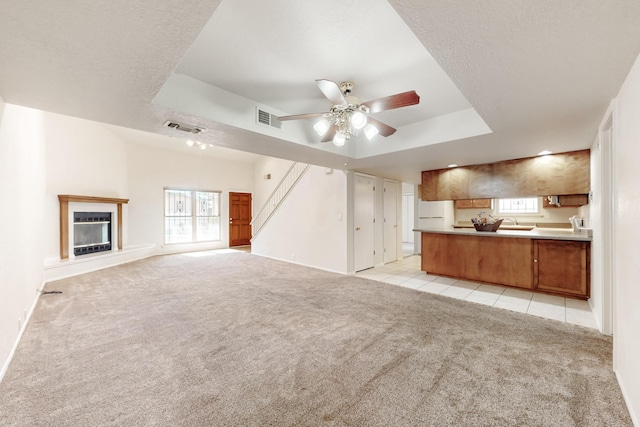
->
<box><xmin>542</xmin><ymin>194</ymin><xmax>589</xmax><ymax>208</ymax></box>
<box><xmin>533</xmin><ymin>240</ymin><xmax>589</xmax><ymax>297</ymax></box>
<box><xmin>455</xmin><ymin>199</ymin><xmax>493</xmax><ymax>209</ymax></box>
<box><xmin>421</xmin><ymin>232</ymin><xmax>590</xmax><ymax>299</ymax></box>
<box><xmin>422</xmin><ymin>233</ymin><xmax>533</xmax><ymax>289</ymax></box>
<box><xmin>421</xmin><ymin>149</ymin><xmax>590</xmax><ymax>201</ymax></box>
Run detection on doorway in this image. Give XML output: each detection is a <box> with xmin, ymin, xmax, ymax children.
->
<box><xmin>354</xmin><ymin>173</ymin><xmax>375</xmax><ymax>271</ymax></box>
<box><xmin>229</xmin><ymin>192</ymin><xmax>252</xmax><ymax>247</ymax></box>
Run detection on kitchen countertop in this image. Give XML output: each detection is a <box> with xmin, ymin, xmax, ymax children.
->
<box><xmin>414</xmin><ymin>226</ymin><xmax>592</xmax><ymax>242</ymax></box>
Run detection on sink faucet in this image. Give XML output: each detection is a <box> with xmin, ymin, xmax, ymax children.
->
<box><xmin>502</xmin><ymin>217</ymin><xmax>518</xmax><ymax>225</ymax></box>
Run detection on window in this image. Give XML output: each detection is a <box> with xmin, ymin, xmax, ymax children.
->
<box><xmin>497</xmin><ymin>197</ymin><xmax>539</xmax><ymax>214</ymax></box>
<box><xmin>164</xmin><ymin>188</ymin><xmax>221</xmax><ymax>244</ymax></box>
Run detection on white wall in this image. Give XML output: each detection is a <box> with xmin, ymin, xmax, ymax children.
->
<box><xmin>126</xmin><ymin>143</ymin><xmax>254</xmax><ymax>253</ymax></box>
<box><xmin>612</xmin><ymin>52</ymin><xmax>640</xmax><ymax>426</ymax></box>
<box><xmin>252</xmin><ymin>156</ymin><xmax>294</xmax><ymax>212</ymax></box>
<box><xmin>37</xmin><ymin>110</ymin><xmax>255</xmax><ymax>261</ymax></box>
<box><xmin>0</xmin><ymin>103</ymin><xmax>47</xmax><ymax>379</ymax></box>
<box><xmin>43</xmin><ymin>113</ymin><xmax>129</xmax><ymax>262</ymax></box>
<box><xmin>251</xmin><ymin>165</ymin><xmax>348</xmax><ymax>274</ymax></box>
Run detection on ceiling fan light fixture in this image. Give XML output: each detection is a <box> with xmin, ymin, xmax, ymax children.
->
<box><xmin>333</xmin><ymin>132</ymin><xmax>346</xmax><ymax>147</ymax></box>
<box><xmin>364</xmin><ymin>124</ymin><xmax>379</xmax><ymax>140</ymax></box>
<box><xmin>350</xmin><ymin>111</ymin><xmax>367</xmax><ymax>130</ymax></box>
<box><xmin>313</xmin><ymin>119</ymin><xmax>330</xmax><ymax>136</ymax></box>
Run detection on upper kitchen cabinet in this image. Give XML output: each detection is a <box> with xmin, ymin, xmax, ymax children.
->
<box><xmin>532</xmin><ymin>150</ymin><xmax>590</xmax><ymax>195</ymax></box>
<box><xmin>421</xmin><ymin>150</ymin><xmax>590</xmax><ymax>201</ymax></box>
<box><xmin>492</xmin><ymin>157</ymin><xmax>537</xmax><ymax>197</ymax></box>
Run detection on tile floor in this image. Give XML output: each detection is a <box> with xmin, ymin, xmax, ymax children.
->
<box><xmin>356</xmin><ymin>253</ymin><xmax>597</xmax><ymax>330</ymax></box>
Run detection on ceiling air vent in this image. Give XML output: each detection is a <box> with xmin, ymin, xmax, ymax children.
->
<box><xmin>256</xmin><ymin>108</ymin><xmax>281</xmax><ymax>129</ymax></box>
<box><xmin>163</xmin><ymin>120</ymin><xmax>206</xmax><ymax>134</ymax></box>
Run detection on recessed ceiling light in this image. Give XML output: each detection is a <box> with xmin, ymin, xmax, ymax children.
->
<box><xmin>538</xmin><ymin>150</ymin><xmax>553</xmax><ymax>156</ymax></box>
<box><xmin>447</xmin><ymin>164</ymin><xmax>458</xmax><ymax>168</ymax></box>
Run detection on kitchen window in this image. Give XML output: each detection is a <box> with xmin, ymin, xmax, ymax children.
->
<box><xmin>164</xmin><ymin>188</ymin><xmax>221</xmax><ymax>244</ymax></box>
<box><xmin>497</xmin><ymin>197</ymin><xmax>539</xmax><ymax>214</ymax></box>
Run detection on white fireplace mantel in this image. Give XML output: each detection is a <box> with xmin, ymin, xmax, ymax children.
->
<box><xmin>58</xmin><ymin>195</ymin><xmax>129</xmax><ymax>260</ymax></box>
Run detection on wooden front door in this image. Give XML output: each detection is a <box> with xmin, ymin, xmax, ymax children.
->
<box><xmin>229</xmin><ymin>192</ymin><xmax>252</xmax><ymax>247</ymax></box>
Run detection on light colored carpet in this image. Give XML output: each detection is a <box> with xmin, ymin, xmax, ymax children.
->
<box><xmin>0</xmin><ymin>252</ymin><xmax>632</xmax><ymax>426</ymax></box>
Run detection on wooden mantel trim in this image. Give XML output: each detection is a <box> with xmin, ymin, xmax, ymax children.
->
<box><xmin>58</xmin><ymin>195</ymin><xmax>130</xmax><ymax>260</ymax></box>
<box><xmin>58</xmin><ymin>195</ymin><xmax>129</xmax><ymax>205</ymax></box>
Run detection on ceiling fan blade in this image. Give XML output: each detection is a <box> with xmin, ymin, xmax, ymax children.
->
<box><xmin>316</xmin><ymin>79</ymin><xmax>347</xmax><ymax>106</ymax></box>
<box><xmin>320</xmin><ymin>125</ymin><xmax>338</xmax><ymax>142</ymax></box>
<box><xmin>277</xmin><ymin>112</ymin><xmax>325</xmax><ymax>121</ymax></box>
<box><xmin>367</xmin><ymin>118</ymin><xmax>397</xmax><ymax>137</ymax></box>
<box><xmin>362</xmin><ymin>90</ymin><xmax>420</xmax><ymax>113</ymax></box>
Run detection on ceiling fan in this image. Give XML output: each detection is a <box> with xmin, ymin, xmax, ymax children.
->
<box><xmin>278</xmin><ymin>79</ymin><xmax>420</xmax><ymax>146</ymax></box>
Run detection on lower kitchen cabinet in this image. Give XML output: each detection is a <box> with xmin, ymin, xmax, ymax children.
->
<box><xmin>534</xmin><ymin>240</ymin><xmax>590</xmax><ymax>297</ymax></box>
<box><xmin>421</xmin><ymin>232</ymin><xmax>590</xmax><ymax>299</ymax></box>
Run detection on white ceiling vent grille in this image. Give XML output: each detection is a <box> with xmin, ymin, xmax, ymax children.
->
<box><xmin>256</xmin><ymin>108</ymin><xmax>281</xmax><ymax>129</ymax></box>
<box><xmin>163</xmin><ymin>120</ymin><xmax>206</xmax><ymax>134</ymax></box>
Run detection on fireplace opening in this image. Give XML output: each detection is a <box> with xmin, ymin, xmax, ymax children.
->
<box><xmin>73</xmin><ymin>212</ymin><xmax>112</xmax><ymax>256</ymax></box>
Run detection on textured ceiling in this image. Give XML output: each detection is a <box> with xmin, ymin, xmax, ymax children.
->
<box><xmin>1</xmin><ymin>0</ymin><xmax>640</xmax><ymax>183</ymax></box>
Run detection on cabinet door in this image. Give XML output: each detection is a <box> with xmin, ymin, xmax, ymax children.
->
<box><xmin>455</xmin><ymin>199</ymin><xmax>492</xmax><ymax>209</ymax></box>
<box><xmin>455</xmin><ymin>199</ymin><xmax>475</xmax><ymax>209</ymax></box>
<box><xmin>473</xmin><ymin>199</ymin><xmax>493</xmax><ymax>209</ymax></box>
<box><xmin>534</xmin><ymin>240</ymin><xmax>589</xmax><ymax>297</ymax></box>
<box><xmin>542</xmin><ymin>194</ymin><xmax>589</xmax><ymax>208</ymax></box>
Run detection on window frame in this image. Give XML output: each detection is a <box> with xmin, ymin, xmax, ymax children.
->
<box><xmin>163</xmin><ymin>187</ymin><xmax>222</xmax><ymax>244</ymax></box>
<box><xmin>496</xmin><ymin>197</ymin><xmax>540</xmax><ymax>215</ymax></box>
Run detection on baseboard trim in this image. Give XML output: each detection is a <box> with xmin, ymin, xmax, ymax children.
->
<box><xmin>615</xmin><ymin>369</ymin><xmax>639</xmax><ymax>427</ymax></box>
<box><xmin>251</xmin><ymin>252</ymin><xmax>347</xmax><ymax>275</ymax></box>
<box><xmin>0</xmin><ymin>287</ymin><xmax>41</xmax><ymax>383</ymax></box>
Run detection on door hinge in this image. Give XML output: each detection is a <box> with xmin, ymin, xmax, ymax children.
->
<box><xmin>373</xmin><ymin>250</ymin><xmax>376</xmax><ymax>255</ymax></box>
<box><xmin>373</xmin><ymin>218</ymin><xmax>375</xmax><ymax>223</ymax></box>
<box><xmin>373</xmin><ymin>186</ymin><xmax>375</xmax><ymax>191</ymax></box>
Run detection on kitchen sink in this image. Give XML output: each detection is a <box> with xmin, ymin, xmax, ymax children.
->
<box><xmin>452</xmin><ymin>224</ymin><xmax>536</xmax><ymax>231</ymax></box>
<box><xmin>500</xmin><ymin>225</ymin><xmax>536</xmax><ymax>231</ymax></box>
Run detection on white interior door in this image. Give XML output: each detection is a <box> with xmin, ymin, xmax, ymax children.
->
<box><xmin>402</xmin><ymin>194</ymin><xmax>414</xmax><ymax>243</ymax></box>
<box><xmin>383</xmin><ymin>179</ymin><xmax>398</xmax><ymax>264</ymax></box>
<box><xmin>354</xmin><ymin>174</ymin><xmax>375</xmax><ymax>272</ymax></box>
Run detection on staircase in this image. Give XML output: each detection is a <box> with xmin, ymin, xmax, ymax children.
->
<box><xmin>252</xmin><ymin>162</ymin><xmax>309</xmax><ymax>238</ymax></box>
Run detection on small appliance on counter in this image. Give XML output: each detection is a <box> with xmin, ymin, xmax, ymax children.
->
<box><xmin>569</xmin><ymin>215</ymin><xmax>583</xmax><ymax>232</ymax></box>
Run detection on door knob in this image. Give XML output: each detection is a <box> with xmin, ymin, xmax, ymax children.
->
<box><xmin>356</xmin><ymin>227</ymin><xmax>361</xmax><ymax>231</ymax></box>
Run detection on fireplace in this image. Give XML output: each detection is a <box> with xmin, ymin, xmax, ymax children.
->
<box><xmin>73</xmin><ymin>212</ymin><xmax>112</xmax><ymax>256</ymax></box>
<box><xmin>58</xmin><ymin>195</ymin><xmax>129</xmax><ymax>260</ymax></box>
